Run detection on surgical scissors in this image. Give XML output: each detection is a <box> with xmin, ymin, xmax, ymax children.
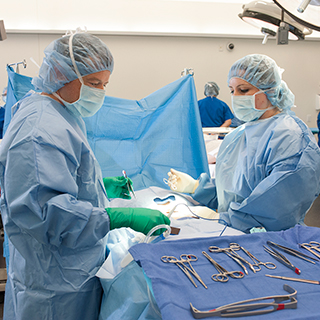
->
<box><xmin>232</xmin><ymin>243</ymin><xmax>277</xmax><ymax>272</ymax></box>
<box><xmin>161</xmin><ymin>254</ymin><xmax>207</xmax><ymax>289</ymax></box>
<box><xmin>299</xmin><ymin>241</ymin><xmax>320</xmax><ymax>259</ymax></box>
<box><xmin>209</xmin><ymin>244</ymin><xmax>254</xmax><ymax>275</ymax></box>
<box><xmin>202</xmin><ymin>251</ymin><xmax>244</xmax><ymax>282</ymax></box>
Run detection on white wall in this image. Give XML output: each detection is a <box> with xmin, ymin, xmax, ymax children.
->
<box><xmin>1</xmin><ymin>32</ymin><xmax>319</xmax><ymax>127</ymax></box>
<box><xmin>0</xmin><ymin>0</ymin><xmax>320</xmax><ymax>127</ymax></box>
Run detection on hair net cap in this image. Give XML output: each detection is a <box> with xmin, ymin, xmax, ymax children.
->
<box><xmin>204</xmin><ymin>82</ymin><xmax>220</xmax><ymax>97</ymax></box>
<box><xmin>227</xmin><ymin>54</ymin><xmax>294</xmax><ymax>111</ymax></box>
<box><xmin>32</xmin><ymin>33</ymin><xmax>114</xmax><ymax>93</ymax></box>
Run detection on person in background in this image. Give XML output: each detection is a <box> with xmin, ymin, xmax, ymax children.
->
<box><xmin>198</xmin><ymin>81</ymin><xmax>234</xmax><ymax>127</ymax></box>
<box><xmin>0</xmin><ymin>32</ymin><xmax>169</xmax><ymax>320</ymax></box>
<box><xmin>167</xmin><ymin>54</ymin><xmax>320</xmax><ymax>234</ymax></box>
<box><xmin>0</xmin><ymin>87</ymin><xmax>6</xmax><ymax>138</ymax></box>
<box><xmin>317</xmin><ymin>111</ymin><xmax>320</xmax><ymax>147</ymax></box>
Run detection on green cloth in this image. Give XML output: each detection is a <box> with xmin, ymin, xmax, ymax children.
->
<box><xmin>103</xmin><ymin>176</ymin><xmax>133</xmax><ymax>199</ymax></box>
<box><xmin>106</xmin><ymin>207</ymin><xmax>170</xmax><ymax>235</ymax></box>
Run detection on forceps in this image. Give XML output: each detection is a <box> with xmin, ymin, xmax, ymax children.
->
<box><xmin>161</xmin><ymin>254</ymin><xmax>207</xmax><ymax>289</ymax></box>
<box><xmin>232</xmin><ymin>243</ymin><xmax>276</xmax><ymax>272</ymax></box>
<box><xmin>267</xmin><ymin>240</ymin><xmax>318</xmax><ymax>264</ymax></box>
<box><xmin>209</xmin><ymin>244</ymin><xmax>253</xmax><ymax>275</ymax></box>
<box><xmin>202</xmin><ymin>251</ymin><xmax>244</xmax><ymax>282</ymax></box>
<box><xmin>299</xmin><ymin>241</ymin><xmax>320</xmax><ymax>259</ymax></box>
<box><xmin>264</xmin><ymin>245</ymin><xmax>301</xmax><ymax>275</ymax></box>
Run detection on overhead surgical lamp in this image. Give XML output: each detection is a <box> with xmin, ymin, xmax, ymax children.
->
<box><xmin>0</xmin><ymin>20</ymin><xmax>7</xmax><ymax>41</ymax></box>
<box><xmin>273</xmin><ymin>0</ymin><xmax>320</xmax><ymax>32</ymax></box>
<box><xmin>239</xmin><ymin>1</ymin><xmax>312</xmax><ymax>44</ymax></box>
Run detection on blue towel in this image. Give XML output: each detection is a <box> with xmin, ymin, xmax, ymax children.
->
<box><xmin>129</xmin><ymin>225</ymin><xmax>320</xmax><ymax>320</ymax></box>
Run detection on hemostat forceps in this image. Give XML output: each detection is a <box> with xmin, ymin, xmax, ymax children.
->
<box><xmin>202</xmin><ymin>251</ymin><xmax>244</xmax><ymax>282</ymax></box>
<box><xmin>190</xmin><ymin>284</ymin><xmax>297</xmax><ymax>318</ymax></box>
<box><xmin>232</xmin><ymin>243</ymin><xmax>276</xmax><ymax>272</ymax></box>
<box><xmin>209</xmin><ymin>244</ymin><xmax>253</xmax><ymax>275</ymax></box>
<box><xmin>161</xmin><ymin>254</ymin><xmax>207</xmax><ymax>289</ymax></box>
<box><xmin>299</xmin><ymin>241</ymin><xmax>320</xmax><ymax>260</ymax></box>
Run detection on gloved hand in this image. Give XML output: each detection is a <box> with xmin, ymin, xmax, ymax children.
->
<box><xmin>103</xmin><ymin>176</ymin><xmax>133</xmax><ymax>199</ymax></box>
<box><xmin>166</xmin><ymin>169</ymin><xmax>199</xmax><ymax>193</ymax></box>
<box><xmin>106</xmin><ymin>207</ymin><xmax>170</xmax><ymax>235</ymax></box>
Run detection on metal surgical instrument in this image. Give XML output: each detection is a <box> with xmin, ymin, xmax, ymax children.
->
<box><xmin>122</xmin><ymin>170</ymin><xmax>136</xmax><ymax>199</ymax></box>
<box><xmin>265</xmin><ymin>274</ymin><xmax>320</xmax><ymax>285</ymax></box>
<box><xmin>161</xmin><ymin>254</ymin><xmax>207</xmax><ymax>289</ymax></box>
<box><xmin>264</xmin><ymin>245</ymin><xmax>301</xmax><ymax>275</ymax></box>
<box><xmin>299</xmin><ymin>241</ymin><xmax>320</xmax><ymax>259</ymax></box>
<box><xmin>232</xmin><ymin>243</ymin><xmax>277</xmax><ymax>272</ymax></box>
<box><xmin>190</xmin><ymin>284</ymin><xmax>297</xmax><ymax>318</ymax></box>
<box><xmin>267</xmin><ymin>240</ymin><xmax>318</xmax><ymax>263</ymax></box>
<box><xmin>202</xmin><ymin>251</ymin><xmax>244</xmax><ymax>282</ymax></box>
<box><xmin>209</xmin><ymin>244</ymin><xmax>253</xmax><ymax>275</ymax></box>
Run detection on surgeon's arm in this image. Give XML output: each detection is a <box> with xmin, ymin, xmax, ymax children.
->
<box><xmin>220</xmin><ymin>119</ymin><xmax>232</xmax><ymax>127</ymax></box>
<box><xmin>3</xmin><ymin>139</ymin><xmax>111</xmax><ymax>249</ymax></box>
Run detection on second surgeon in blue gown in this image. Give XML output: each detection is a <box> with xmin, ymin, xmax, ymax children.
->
<box><xmin>167</xmin><ymin>54</ymin><xmax>320</xmax><ymax>234</ymax></box>
<box><xmin>0</xmin><ymin>32</ymin><xmax>169</xmax><ymax>320</ymax></box>
<box><xmin>198</xmin><ymin>82</ymin><xmax>234</xmax><ymax>127</ymax></box>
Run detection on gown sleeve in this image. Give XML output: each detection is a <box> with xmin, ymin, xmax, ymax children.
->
<box><xmin>3</xmin><ymin>131</ymin><xmax>111</xmax><ymax>249</ymax></box>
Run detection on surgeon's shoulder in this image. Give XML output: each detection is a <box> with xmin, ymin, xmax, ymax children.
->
<box><xmin>279</xmin><ymin>113</ymin><xmax>312</xmax><ymax>135</ymax></box>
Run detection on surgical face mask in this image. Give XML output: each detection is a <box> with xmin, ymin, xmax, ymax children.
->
<box><xmin>231</xmin><ymin>91</ymin><xmax>275</xmax><ymax>122</ymax></box>
<box><xmin>53</xmin><ymin>83</ymin><xmax>105</xmax><ymax>118</ymax></box>
<box><xmin>53</xmin><ymin>33</ymin><xmax>106</xmax><ymax>118</ymax></box>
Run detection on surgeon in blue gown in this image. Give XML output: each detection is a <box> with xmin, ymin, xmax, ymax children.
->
<box><xmin>0</xmin><ymin>32</ymin><xmax>169</xmax><ymax>320</ymax></box>
<box><xmin>167</xmin><ymin>54</ymin><xmax>320</xmax><ymax>234</ymax></box>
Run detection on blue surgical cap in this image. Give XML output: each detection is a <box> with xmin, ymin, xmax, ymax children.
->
<box><xmin>32</xmin><ymin>33</ymin><xmax>114</xmax><ymax>93</ymax></box>
<box><xmin>204</xmin><ymin>82</ymin><xmax>220</xmax><ymax>97</ymax></box>
<box><xmin>227</xmin><ymin>54</ymin><xmax>294</xmax><ymax>111</ymax></box>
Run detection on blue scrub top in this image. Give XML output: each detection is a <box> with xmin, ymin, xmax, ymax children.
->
<box><xmin>317</xmin><ymin>111</ymin><xmax>320</xmax><ymax>147</ymax></box>
<box><xmin>198</xmin><ymin>96</ymin><xmax>234</xmax><ymax>127</ymax></box>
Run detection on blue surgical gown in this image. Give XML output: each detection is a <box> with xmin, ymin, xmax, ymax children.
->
<box><xmin>198</xmin><ymin>96</ymin><xmax>234</xmax><ymax>127</ymax></box>
<box><xmin>317</xmin><ymin>111</ymin><xmax>320</xmax><ymax>147</ymax></box>
<box><xmin>193</xmin><ymin>113</ymin><xmax>320</xmax><ymax>233</ymax></box>
<box><xmin>0</xmin><ymin>93</ymin><xmax>111</xmax><ymax>320</ymax></box>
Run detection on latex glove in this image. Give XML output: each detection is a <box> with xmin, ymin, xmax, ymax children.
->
<box><xmin>106</xmin><ymin>207</ymin><xmax>170</xmax><ymax>235</ymax></box>
<box><xmin>167</xmin><ymin>169</ymin><xmax>199</xmax><ymax>193</ymax></box>
<box><xmin>103</xmin><ymin>176</ymin><xmax>133</xmax><ymax>199</ymax></box>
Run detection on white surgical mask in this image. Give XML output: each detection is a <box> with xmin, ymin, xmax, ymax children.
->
<box><xmin>53</xmin><ymin>33</ymin><xmax>105</xmax><ymax>118</ymax></box>
<box><xmin>53</xmin><ymin>82</ymin><xmax>105</xmax><ymax>118</ymax></box>
<box><xmin>232</xmin><ymin>90</ymin><xmax>275</xmax><ymax>122</ymax></box>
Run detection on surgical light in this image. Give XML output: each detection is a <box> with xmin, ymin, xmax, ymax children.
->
<box><xmin>239</xmin><ymin>1</ymin><xmax>312</xmax><ymax>44</ymax></box>
<box><xmin>273</xmin><ymin>0</ymin><xmax>320</xmax><ymax>32</ymax></box>
<box><xmin>0</xmin><ymin>20</ymin><xmax>7</xmax><ymax>41</ymax></box>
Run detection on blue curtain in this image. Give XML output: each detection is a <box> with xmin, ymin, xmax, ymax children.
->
<box><xmin>3</xmin><ymin>65</ymin><xmax>38</xmax><ymax>135</ymax></box>
<box><xmin>84</xmin><ymin>74</ymin><xmax>209</xmax><ymax>190</ymax></box>
<box><xmin>3</xmin><ymin>68</ymin><xmax>208</xmax><ymax>190</ymax></box>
